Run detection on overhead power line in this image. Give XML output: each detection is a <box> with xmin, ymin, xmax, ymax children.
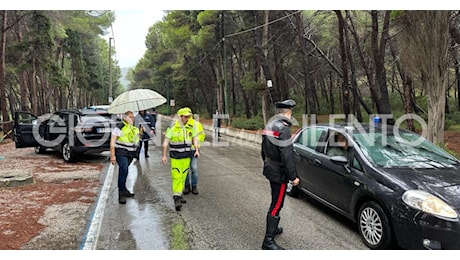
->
<box><xmin>186</xmin><ymin>10</ymin><xmax>303</xmax><ymax>74</ymax></box>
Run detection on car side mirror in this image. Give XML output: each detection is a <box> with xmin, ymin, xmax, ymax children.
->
<box><xmin>330</xmin><ymin>155</ymin><xmax>348</xmax><ymax>164</ymax></box>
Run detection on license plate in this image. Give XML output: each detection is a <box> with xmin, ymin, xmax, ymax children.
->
<box><xmin>96</xmin><ymin>128</ymin><xmax>111</xmax><ymax>133</ymax></box>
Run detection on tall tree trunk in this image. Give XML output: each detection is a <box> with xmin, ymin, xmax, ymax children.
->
<box><xmin>347</xmin><ymin>12</ymin><xmax>377</xmax><ymax>115</ymax></box>
<box><xmin>335</xmin><ymin>10</ymin><xmax>351</xmax><ymax>121</ymax></box>
<box><xmin>328</xmin><ymin>72</ymin><xmax>335</xmax><ymax>114</ymax></box>
<box><xmin>230</xmin><ymin>44</ymin><xmax>251</xmax><ymax>118</ymax></box>
<box><xmin>343</xmin><ymin>11</ymin><xmax>362</xmax><ymax>122</ymax></box>
<box><xmin>249</xmin><ymin>10</ymin><xmax>272</xmax><ymax>124</ymax></box>
<box><xmin>230</xmin><ymin>57</ymin><xmax>236</xmax><ymax>116</ymax></box>
<box><xmin>31</xmin><ymin>58</ymin><xmax>38</xmax><ymax>115</ymax></box>
<box><xmin>398</xmin><ymin>11</ymin><xmax>450</xmax><ymax>144</ymax></box>
<box><xmin>454</xmin><ymin>51</ymin><xmax>460</xmax><ymax>111</ymax></box>
<box><xmin>0</xmin><ymin>11</ymin><xmax>8</xmax><ymax>123</ymax></box>
<box><xmin>295</xmin><ymin>11</ymin><xmax>317</xmax><ymax>115</ymax></box>
<box><xmin>371</xmin><ymin>10</ymin><xmax>392</xmax><ymax>118</ymax></box>
<box><xmin>261</xmin><ymin>10</ymin><xmax>269</xmax><ymax>125</ymax></box>
<box><xmin>16</xmin><ymin>21</ymin><xmax>30</xmax><ymax>111</ymax></box>
<box><xmin>390</xmin><ymin>43</ymin><xmax>415</xmax><ymax>131</ymax></box>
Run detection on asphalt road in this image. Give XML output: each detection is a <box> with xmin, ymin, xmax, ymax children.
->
<box><xmin>85</xmin><ymin>117</ymin><xmax>368</xmax><ymax>250</ymax></box>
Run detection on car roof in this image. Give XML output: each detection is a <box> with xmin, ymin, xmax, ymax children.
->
<box><xmin>308</xmin><ymin>123</ymin><xmax>411</xmax><ymax>135</ymax></box>
<box><xmin>55</xmin><ymin>108</ymin><xmax>113</xmax><ymax>117</ymax></box>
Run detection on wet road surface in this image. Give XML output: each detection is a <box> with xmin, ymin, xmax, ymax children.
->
<box><xmin>83</xmin><ymin>117</ymin><xmax>367</xmax><ymax>250</ymax></box>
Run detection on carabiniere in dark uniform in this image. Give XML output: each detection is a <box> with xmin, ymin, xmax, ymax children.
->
<box><xmin>261</xmin><ymin>99</ymin><xmax>300</xmax><ymax>250</ymax></box>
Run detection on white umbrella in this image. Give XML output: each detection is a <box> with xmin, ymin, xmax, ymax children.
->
<box><xmin>108</xmin><ymin>89</ymin><xmax>167</xmax><ymax>114</ymax></box>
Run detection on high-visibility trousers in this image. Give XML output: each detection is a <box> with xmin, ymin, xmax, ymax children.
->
<box><xmin>170</xmin><ymin>157</ymin><xmax>191</xmax><ymax>196</ymax></box>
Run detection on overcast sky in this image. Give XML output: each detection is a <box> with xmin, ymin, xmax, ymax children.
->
<box><xmin>108</xmin><ymin>10</ymin><xmax>165</xmax><ymax>68</ymax></box>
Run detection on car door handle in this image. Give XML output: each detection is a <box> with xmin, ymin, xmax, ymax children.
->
<box><xmin>314</xmin><ymin>159</ymin><xmax>322</xmax><ymax>166</ymax></box>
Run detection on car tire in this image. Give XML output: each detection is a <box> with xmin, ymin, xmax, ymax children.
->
<box><xmin>357</xmin><ymin>201</ymin><xmax>393</xmax><ymax>250</ymax></box>
<box><xmin>286</xmin><ymin>181</ymin><xmax>300</xmax><ymax>197</ymax></box>
<box><xmin>62</xmin><ymin>140</ymin><xmax>77</xmax><ymax>163</ymax></box>
<box><xmin>35</xmin><ymin>146</ymin><xmax>46</xmax><ymax>154</ymax></box>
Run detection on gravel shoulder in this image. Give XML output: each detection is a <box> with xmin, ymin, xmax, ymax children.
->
<box><xmin>0</xmin><ymin>140</ymin><xmax>106</xmax><ymax>250</ymax></box>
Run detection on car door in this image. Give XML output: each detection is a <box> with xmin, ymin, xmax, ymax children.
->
<box><xmin>47</xmin><ymin>112</ymin><xmax>68</xmax><ymax>148</ymax></box>
<box><xmin>314</xmin><ymin>132</ymin><xmax>362</xmax><ymax>214</ymax></box>
<box><xmin>14</xmin><ymin>111</ymin><xmax>40</xmax><ymax>148</ymax></box>
<box><xmin>293</xmin><ymin>126</ymin><xmax>327</xmax><ymax>196</ymax></box>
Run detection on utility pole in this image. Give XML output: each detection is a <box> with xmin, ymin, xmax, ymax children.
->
<box><xmin>221</xmin><ymin>11</ymin><xmax>229</xmax><ymax>125</ymax></box>
<box><xmin>108</xmin><ymin>37</ymin><xmax>113</xmax><ymax>104</ymax></box>
<box><xmin>223</xmin><ymin>37</ymin><xmax>228</xmax><ymax>120</ymax></box>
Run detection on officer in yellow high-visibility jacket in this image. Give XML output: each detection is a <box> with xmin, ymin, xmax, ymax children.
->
<box><xmin>183</xmin><ymin>108</ymin><xmax>206</xmax><ymax>195</ymax></box>
<box><xmin>110</xmin><ymin>111</ymin><xmax>141</xmax><ymax>204</ymax></box>
<box><xmin>161</xmin><ymin>107</ymin><xmax>200</xmax><ymax>211</ymax></box>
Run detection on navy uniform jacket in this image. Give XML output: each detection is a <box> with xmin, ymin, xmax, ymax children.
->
<box><xmin>135</xmin><ymin>112</ymin><xmax>156</xmax><ymax>141</ymax></box>
<box><xmin>261</xmin><ymin>116</ymin><xmax>297</xmax><ymax>184</ymax></box>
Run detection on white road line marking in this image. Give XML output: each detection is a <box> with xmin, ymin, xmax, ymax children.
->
<box><xmin>80</xmin><ymin>163</ymin><xmax>114</xmax><ymax>250</ymax></box>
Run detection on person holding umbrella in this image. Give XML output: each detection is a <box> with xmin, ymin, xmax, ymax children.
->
<box><xmin>134</xmin><ymin>109</ymin><xmax>156</xmax><ymax>159</ymax></box>
<box><xmin>110</xmin><ymin>111</ymin><xmax>142</xmax><ymax>204</ymax></box>
<box><xmin>161</xmin><ymin>107</ymin><xmax>200</xmax><ymax>211</ymax></box>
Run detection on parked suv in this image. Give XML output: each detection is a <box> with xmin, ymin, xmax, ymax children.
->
<box><xmin>14</xmin><ymin>109</ymin><xmax>119</xmax><ymax>162</ymax></box>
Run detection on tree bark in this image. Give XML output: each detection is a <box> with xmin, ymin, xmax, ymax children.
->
<box><xmin>371</xmin><ymin>10</ymin><xmax>392</xmax><ymax>118</ymax></box>
<box><xmin>0</xmin><ymin>11</ymin><xmax>8</xmax><ymax>123</ymax></box>
<box><xmin>295</xmin><ymin>11</ymin><xmax>317</xmax><ymax>115</ymax></box>
<box><xmin>335</xmin><ymin>11</ymin><xmax>351</xmax><ymax>121</ymax></box>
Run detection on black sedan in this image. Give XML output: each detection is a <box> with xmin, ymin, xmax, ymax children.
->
<box><xmin>287</xmin><ymin>123</ymin><xmax>460</xmax><ymax>249</ymax></box>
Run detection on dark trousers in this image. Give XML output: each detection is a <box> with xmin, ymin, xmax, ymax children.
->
<box><xmin>141</xmin><ymin>140</ymin><xmax>149</xmax><ymax>154</ymax></box>
<box><xmin>268</xmin><ymin>182</ymin><xmax>287</xmax><ymax>217</ymax></box>
<box><xmin>116</xmin><ymin>154</ymin><xmax>134</xmax><ymax>193</ymax></box>
<box><xmin>136</xmin><ymin>140</ymin><xmax>149</xmax><ymax>157</ymax></box>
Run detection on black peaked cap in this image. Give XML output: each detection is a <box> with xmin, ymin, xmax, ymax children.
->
<box><xmin>275</xmin><ymin>99</ymin><xmax>296</xmax><ymax>109</ymax></box>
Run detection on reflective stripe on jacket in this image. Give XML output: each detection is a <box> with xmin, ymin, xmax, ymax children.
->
<box><xmin>115</xmin><ymin>121</ymin><xmax>140</xmax><ymax>152</ymax></box>
<box><xmin>166</xmin><ymin>120</ymin><xmax>195</xmax><ymax>159</ymax></box>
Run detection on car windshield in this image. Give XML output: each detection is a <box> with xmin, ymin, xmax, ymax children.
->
<box><xmin>353</xmin><ymin>131</ymin><xmax>459</xmax><ymax>168</ymax></box>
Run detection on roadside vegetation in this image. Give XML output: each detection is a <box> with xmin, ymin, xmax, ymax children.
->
<box><xmin>2</xmin><ymin>11</ymin><xmax>460</xmax><ymax>148</ymax></box>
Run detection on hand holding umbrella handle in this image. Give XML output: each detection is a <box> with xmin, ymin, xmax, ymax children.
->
<box><xmin>139</xmin><ymin>124</ymin><xmax>145</xmax><ymax>134</ymax></box>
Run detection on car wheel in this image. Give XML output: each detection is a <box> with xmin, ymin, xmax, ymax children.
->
<box><xmin>35</xmin><ymin>146</ymin><xmax>46</xmax><ymax>154</ymax></box>
<box><xmin>286</xmin><ymin>181</ymin><xmax>300</xmax><ymax>197</ymax></box>
<box><xmin>358</xmin><ymin>201</ymin><xmax>393</xmax><ymax>250</ymax></box>
<box><xmin>62</xmin><ymin>140</ymin><xmax>76</xmax><ymax>163</ymax></box>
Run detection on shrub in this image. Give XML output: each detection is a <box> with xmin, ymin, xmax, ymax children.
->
<box><xmin>231</xmin><ymin>116</ymin><xmax>265</xmax><ymax>130</ymax></box>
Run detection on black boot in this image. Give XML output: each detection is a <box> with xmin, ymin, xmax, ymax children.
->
<box><xmin>273</xmin><ymin>216</ymin><xmax>283</xmax><ymax>235</ymax></box>
<box><xmin>118</xmin><ymin>192</ymin><xmax>126</xmax><ymax>204</ymax></box>
<box><xmin>173</xmin><ymin>195</ymin><xmax>182</xmax><ymax>211</ymax></box>
<box><xmin>123</xmin><ymin>189</ymin><xmax>135</xmax><ymax>198</ymax></box>
<box><xmin>192</xmin><ymin>185</ymin><xmax>198</xmax><ymax>195</ymax></box>
<box><xmin>262</xmin><ymin>215</ymin><xmax>285</xmax><ymax>250</ymax></box>
<box><xmin>180</xmin><ymin>196</ymin><xmax>187</xmax><ymax>204</ymax></box>
<box><xmin>275</xmin><ymin>227</ymin><xmax>283</xmax><ymax>235</ymax></box>
<box><xmin>184</xmin><ymin>185</ymin><xmax>191</xmax><ymax>195</ymax></box>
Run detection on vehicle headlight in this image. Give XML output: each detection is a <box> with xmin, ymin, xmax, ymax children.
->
<box><xmin>402</xmin><ymin>190</ymin><xmax>458</xmax><ymax>219</ymax></box>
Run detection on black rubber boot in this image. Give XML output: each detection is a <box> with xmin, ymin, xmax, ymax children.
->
<box><xmin>180</xmin><ymin>196</ymin><xmax>187</xmax><ymax>204</ymax></box>
<box><xmin>173</xmin><ymin>195</ymin><xmax>182</xmax><ymax>211</ymax></box>
<box><xmin>262</xmin><ymin>215</ymin><xmax>285</xmax><ymax>250</ymax></box>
